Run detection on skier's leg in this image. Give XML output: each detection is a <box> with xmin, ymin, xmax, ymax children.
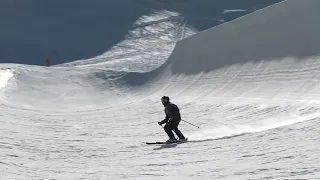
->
<box><xmin>172</xmin><ymin>121</ymin><xmax>185</xmax><ymax>140</ymax></box>
<box><xmin>164</xmin><ymin>123</ymin><xmax>176</xmax><ymax>140</ymax></box>
<box><xmin>172</xmin><ymin>127</ymin><xmax>185</xmax><ymax>140</ymax></box>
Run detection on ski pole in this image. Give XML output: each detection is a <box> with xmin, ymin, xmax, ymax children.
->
<box><xmin>158</xmin><ymin>124</ymin><xmax>164</xmax><ymax>129</ymax></box>
<box><xmin>182</xmin><ymin>120</ymin><xmax>200</xmax><ymax>128</ymax></box>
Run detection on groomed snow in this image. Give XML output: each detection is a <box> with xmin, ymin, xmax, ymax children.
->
<box><xmin>1</xmin><ymin>0</ymin><xmax>320</xmax><ymax>179</ymax></box>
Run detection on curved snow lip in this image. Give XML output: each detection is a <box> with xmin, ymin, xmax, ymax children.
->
<box><xmin>58</xmin><ymin>10</ymin><xmax>197</xmax><ymax>73</ymax></box>
<box><xmin>222</xmin><ymin>9</ymin><xmax>248</xmax><ymax>14</ymax></box>
<box><xmin>0</xmin><ymin>69</ymin><xmax>14</xmax><ymax>90</ymax></box>
<box><xmin>0</xmin><ymin>69</ymin><xmax>14</xmax><ymax>102</ymax></box>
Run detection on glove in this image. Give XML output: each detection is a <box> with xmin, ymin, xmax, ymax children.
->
<box><xmin>158</xmin><ymin>121</ymin><xmax>162</xmax><ymax>125</ymax></box>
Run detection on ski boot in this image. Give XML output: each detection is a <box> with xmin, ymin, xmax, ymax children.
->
<box><xmin>166</xmin><ymin>139</ymin><xmax>177</xmax><ymax>143</ymax></box>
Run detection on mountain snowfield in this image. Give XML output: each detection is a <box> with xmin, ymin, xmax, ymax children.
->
<box><xmin>1</xmin><ymin>0</ymin><xmax>320</xmax><ymax>179</ymax></box>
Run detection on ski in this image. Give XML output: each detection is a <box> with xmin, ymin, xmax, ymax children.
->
<box><xmin>146</xmin><ymin>142</ymin><xmax>169</xmax><ymax>145</ymax></box>
<box><xmin>146</xmin><ymin>138</ymin><xmax>188</xmax><ymax>145</ymax></box>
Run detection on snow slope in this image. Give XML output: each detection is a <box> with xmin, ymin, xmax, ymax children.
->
<box><xmin>1</xmin><ymin>0</ymin><xmax>320</xmax><ymax>179</ymax></box>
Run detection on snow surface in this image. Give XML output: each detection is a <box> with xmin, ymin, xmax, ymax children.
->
<box><xmin>0</xmin><ymin>69</ymin><xmax>13</xmax><ymax>89</ymax></box>
<box><xmin>222</xmin><ymin>10</ymin><xmax>248</xmax><ymax>14</ymax></box>
<box><xmin>1</xmin><ymin>0</ymin><xmax>320</xmax><ymax>179</ymax></box>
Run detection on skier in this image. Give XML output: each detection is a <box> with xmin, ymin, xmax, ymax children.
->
<box><xmin>158</xmin><ymin>96</ymin><xmax>186</xmax><ymax>143</ymax></box>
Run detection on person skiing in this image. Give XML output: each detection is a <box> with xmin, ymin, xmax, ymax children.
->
<box><xmin>158</xmin><ymin>96</ymin><xmax>186</xmax><ymax>143</ymax></box>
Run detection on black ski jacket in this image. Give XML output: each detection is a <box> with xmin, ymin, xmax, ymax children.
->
<box><xmin>160</xmin><ymin>103</ymin><xmax>181</xmax><ymax>125</ymax></box>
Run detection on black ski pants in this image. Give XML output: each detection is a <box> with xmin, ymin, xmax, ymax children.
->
<box><xmin>164</xmin><ymin>120</ymin><xmax>185</xmax><ymax>140</ymax></box>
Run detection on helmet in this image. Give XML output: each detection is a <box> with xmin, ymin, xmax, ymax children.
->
<box><xmin>161</xmin><ymin>96</ymin><xmax>170</xmax><ymax>105</ymax></box>
<box><xmin>161</xmin><ymin>96</ymin><xmax>169</xmax><ymax>101</ymax></box>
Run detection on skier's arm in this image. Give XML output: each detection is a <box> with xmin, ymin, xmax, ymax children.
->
<box><xmin>163</xmin><ymin>114</ymin><xmax>170</xmax><ymax>123</ymax></box>
<box><xmin>159</xmin><ymin>116</ymin><xmax>168</xmax><ymax>124</ymax></box>
<box><xmin>158</xmin><ymin>115</ymin><xmax>169</xmax><ymax>125</ymax></box>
